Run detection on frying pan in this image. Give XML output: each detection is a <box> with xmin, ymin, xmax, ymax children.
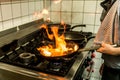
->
<box><xmin>37</xmin><ymin>41</ymin><xmax>100</xmax><ymax>61</ymax></box>
<box><xmin>41</xmin><ymin>29</ymin><xmax>89</xmax><ymax>44</ymax></box>
<box><xmin>47</xmin><ymin>23</ymin><xmax>86</xmax><ymax>32</ymax></box>
<box><xmin>46</xmin><ymin>23</ymin><xmax>94</xmax><ymax>42</ymax></box>
<box><xmin>59</xmin><ymin>31</ymin><xmax>95</xmax><ymax>48</ymax></box>
<box><xmin>41</xmin><ymin>23</ymin><xmax>88</xmax><ymax>41</ymax></box>
<box><xmin>47</xmin><ymin>23</ymin><xmax>71</xmax><ymax>32</ymax></box>
<box><xmin>45</xmin><ymin>31</ymin><xmax>92</xmax><ymax>48</ymax></box>
<box><xmin>59</xmin><ymin>31</ymin><xmax>86</xmax><ymax>41</ymax></box>
<box><xmin>37</xmin><ymin>41</ymin><xmax>79</xmax><ymax>60</ymax></box>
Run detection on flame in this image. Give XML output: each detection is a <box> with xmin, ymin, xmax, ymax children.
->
<box><xmin>42</xmin><ymin>9</ymin><xmax>49</xmax><ymax>15</ymax></box>
<box><xmin>53</xmin><ymin>0</ymin><xmax>61</xmax><ymax>4</ymax></box>
<box><xmin>33</xmin><ymin>12</ymin><xmax>43</xmax><ymax>19</ymax></box>
<box><xmin>33</xmin><ymin>9</ymin><xmax>50</xmax><ymax>21</ymax></box>
<box><xmin>37</xmin><ymin>23</ymin><xmax>79</xmax><ymax>57</ymax></box>
<box><xmin>40</xmin><ymin>24</ymin><xmax>54</xmax><ymax>40</ymax></box>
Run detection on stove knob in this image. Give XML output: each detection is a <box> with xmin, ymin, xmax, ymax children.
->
<box><xmin>86</xmin><ymin>61</ymin><xmax>94</xmax><ymax>72</ymax></box>
<box><xmin>84</xmin><ymin>60</ymin><xmax>89</xmax><ymax>68</ymax></box>
<box><xmin>91</xmin><ymin>53</ymin><xmax>95</xmax><ymax>58</ymax></box>
<box><xmin>87</xmin><ymin>57</ymin><xmax>92</xmax><ymax>62</ymax></box>
<box><xmin>86</xmin><ymin>67</ymin><xmax>94</xmax><ymax>72</ymax></box>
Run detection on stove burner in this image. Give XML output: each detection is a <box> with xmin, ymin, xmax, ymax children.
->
<box><xmin>48</xmin><ymin>62</ymin><xmax>62</xmax><ymax>71</ymax></box>
<box><xmin>19</xmin><ymin>53</ymin><xmax>36</xmax><ymax>65</ymax></box>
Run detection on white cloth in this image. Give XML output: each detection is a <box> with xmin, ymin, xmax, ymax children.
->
<box><xmin>94</xmin><ymin>0</ymin><xmax>120</xmax><ymax>45</ymax></box>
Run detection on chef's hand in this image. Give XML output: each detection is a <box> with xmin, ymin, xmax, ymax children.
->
<box><xmin>96</xmin><ymin>42</ymin><xmax>115</xmax><ymax>55</ymax></box>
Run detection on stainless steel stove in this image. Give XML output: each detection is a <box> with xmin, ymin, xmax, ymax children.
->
<box><xmin>0</xmin><ymin>22</ymin><xmax>95</xmax><ymax>80</ymax></box>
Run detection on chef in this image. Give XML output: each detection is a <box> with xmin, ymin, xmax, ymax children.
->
<box><xmin>96</xmin><ymin>0</ymin><xmax>120</xmax><ymax>80</ymax></box>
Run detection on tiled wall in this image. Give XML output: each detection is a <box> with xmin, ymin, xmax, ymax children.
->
<box><xmin>49</xmin><ymin>0</ymin><xmax>103</xmax><ymax>33</ymax></box>
<box><xmin>0</xmin><ymin>0</ymin><xmax>43</xmax><ymax>31</ymax></box>
<box><xmin>0</xmin><ymin>0</ymin><xmax>103</xmax><ymax>33</ymax></box>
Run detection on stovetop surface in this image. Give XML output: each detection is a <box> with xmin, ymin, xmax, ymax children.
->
<box><xmin>0</xmin><ymin>46</ymin><xmax>77</xmax><ymax>76</ymax></box>
<box><xmin>0</xmin><ymin>28</ymin><xmax>93</xmax><ymax>77</ymax></box>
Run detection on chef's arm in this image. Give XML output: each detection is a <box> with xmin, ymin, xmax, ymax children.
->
<box><xmin>97</xmin><ymin>42</ymin><xmax>120</xmax><ymax>56</ymax></box>
<box><xmin>111</xmin><ymin>47</ymin><xmax>120</xmax><ymax>55</ymax></box>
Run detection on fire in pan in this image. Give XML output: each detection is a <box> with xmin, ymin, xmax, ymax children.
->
<box><xmin>37</xmin><ymin>23</ymin><xmax>100</xmax><ymax>60</ymax></box>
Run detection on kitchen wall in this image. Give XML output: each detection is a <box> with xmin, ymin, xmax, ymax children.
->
<box><xmin>0</xmin><ymin>0</ymin><xmax>103</xmax><ymax>33</ymax></box>
<box><xmin>49</xmin><ymin>0</ymin><xmax>103</xmax><ymax>33</ymax></box>
<box><xmin>0</xmin><ymin>0</ymin><xmax>44</xmax><ymax>31</ymax></box>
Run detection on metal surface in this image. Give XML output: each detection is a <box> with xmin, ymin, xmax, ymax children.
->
<box><xmin>38</xmin><ymin>41</ymin><xmax>79</xmax><ymax>59</ymax></box>
<box><xmin>78</xmin><ymin>44</ymin><xmax>101</xmax><ymax>52</ymax></box>
<box><xmin>0</xmin><ymin>20</ymin><xmax>43</xmax><ymax>47</ymax></box>
<box><xmin>61</xmin><ymin>31</ymin><xmax>86</xmax><ymax>41</ymax></box>
<box><xmin>0</xmin><ymin>38</ymin><xmax>94</xmax><ymax>80</ymax></box>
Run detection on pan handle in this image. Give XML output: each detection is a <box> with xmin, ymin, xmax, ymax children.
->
<box><xmin>78</xmin><ymin>44</ymin><xmax>101</xmax><ymax>52</ymax></box>
<box><xmin>70</xmin><ymin>24</ymin><xmax>86</xmax><ymax>31</ymax></box>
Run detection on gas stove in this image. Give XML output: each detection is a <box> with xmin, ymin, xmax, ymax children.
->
<box><xmin>0</xmin><ymin>22</ymin><xmax>95</xmax><ymax>80</ymax></box>
<box><xmin>0</xmin><ymin>43</ymin><xmax>77</xmax><ymax>77</ymax></box>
